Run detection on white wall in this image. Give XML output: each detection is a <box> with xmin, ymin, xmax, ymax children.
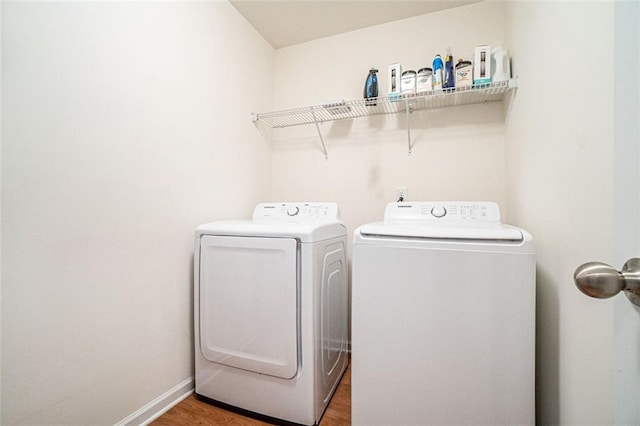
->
<box><xmin>1</xmin><ymin>1</ymin><xmax>273</xmax><ymax>424</ymax></box>
<box><xmin>504</xmin><ymin>1</ymin><xmax>616</xmax><ymax>424</ymax></box>
<box><xmin>613</xmin><ymin>0</ymin><xmax>640</xmax><ymax>423</ymax></box>
<box><xmin>0</xmin><ymin>1</ymin><xmax>3</xmax><ymax>422</ymax></box>
<box><xmin>270</xmin><ymin>1</ymin><xmax>508</xmax><ymax>239</ymax></box>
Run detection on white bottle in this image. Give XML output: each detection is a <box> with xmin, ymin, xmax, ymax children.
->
<box><xmin>491</xmin><ymin>47</ymin><xmax>510</xmax><ymax>82</ymax></box>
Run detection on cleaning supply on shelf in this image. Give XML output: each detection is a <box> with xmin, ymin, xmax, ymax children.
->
<box><xmin>443</xmin><ymin>47</ymin><xmax>455</xmax><ymax>89</ymax></box>
<box><xmin>363</xmin><ymin>68</ymin><xmax>379</xmax><ymax>106</ymax></box>
<box><xmin>432</xmin><ymin>54</ymin><xmax>444</xmax><ymax>92</ymax></box>
<box><xmin>455</xmin><ymin>59</ymin><xmax>473</xmax><ymax>88</ymax></box>
<box><xmin>473</xmin><ymin>45</ymin><xmax>492</xmax><ymax>86</ymax></box>
<box><xmin>388</xmin><ymin>63</ymin><xmax>402</xmax><ymax>101</ymax></box>
<box><xmin>491</xmin><ymin>47</ymin><xmax>510</xmax><ymax>82</ymax></box>
<box><xmin>401</xmin><ymin>70</ymin><xmax>417</xmax><ymax>95</ymax></box>
<box><xmin>416</xmin><ymin>67</ymin><xmax>433</xmax><ymax>92</ymax></box>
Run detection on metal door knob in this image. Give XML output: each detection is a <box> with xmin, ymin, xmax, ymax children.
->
<box><xmin>574</xmin><ymin>258</ymin><xmax>640</xmax><ymax>306</ymax></box>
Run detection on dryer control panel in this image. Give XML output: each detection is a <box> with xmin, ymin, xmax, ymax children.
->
<box><xmin>384</xmin><ymin>201</ymin><xmax>502</xmax><ymax>224</ymax></box>
<box><xmin>253</xmin><ymin>202</ymin><xmax>341</xmax><ymax>222</ymax></box>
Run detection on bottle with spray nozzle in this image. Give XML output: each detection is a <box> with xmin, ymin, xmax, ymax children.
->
<box><xmin>432</xmin><ymin>54</ymin><xmax>443</xmax><ymax>92</ymax></box>
<box><xmin>363</xmin><ymin>68</ymin><xmax>379</xmax><ymax>106</ymax></box>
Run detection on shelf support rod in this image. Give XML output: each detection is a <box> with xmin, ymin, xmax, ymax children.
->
<box><xmin>310</xmin><ymin>108</ymin><xmax>328</xmax><ymax>159</ymax></box>
<box><xmin>406</xmin><ymin>100</ymin><xmax>413</xmax><ymax>156</ymax></box>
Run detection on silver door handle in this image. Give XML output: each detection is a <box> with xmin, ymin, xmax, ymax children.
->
<box><xmin>574</xmin><ymin>258</ymin><xmax>640</xmax><ymax>306</ymax></box>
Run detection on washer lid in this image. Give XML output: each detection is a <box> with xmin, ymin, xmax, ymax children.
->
<box><xmin>359</xmin><ymin>201</ymin><xmax>523</xmax><ymax>241</ymax></box>
<box><xmin>359</xmin><ymin>222</ymin><xmax>523</xmax><ymax>241</ymax></box>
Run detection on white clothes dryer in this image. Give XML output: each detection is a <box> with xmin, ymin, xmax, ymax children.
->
<box><xmin>352</xmin><ymin>201</ymin><xmax>535</xmax><ymax>426</ymax></box>
<box><xmin>194</xmin><ymin>202</ymin><xmax>349</xmax><ymax>426</ymax></box>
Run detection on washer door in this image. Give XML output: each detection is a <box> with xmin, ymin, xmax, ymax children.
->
<box><xmin>199</xmin><ymin>235</ymin><xmax>299</xmax><ymax>379</ymax></box>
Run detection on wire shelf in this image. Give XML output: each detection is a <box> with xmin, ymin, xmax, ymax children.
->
<box><xmin>253</xmin><ymin>79</ymin><xmax>517</xmax><ymax>129</ymax></box>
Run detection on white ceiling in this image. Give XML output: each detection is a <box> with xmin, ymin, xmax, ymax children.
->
<box><xmin>229</xmin><ymin>0</ymin><xmax>479</xmax><ymax>49</ymax></box>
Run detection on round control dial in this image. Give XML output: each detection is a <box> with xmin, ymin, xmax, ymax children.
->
<box><xmin>431</xmin><ymin>206</ymin><xmax>447</xmax><ymax>218</ymax></box>
<box><xmin>286</xmin><ymin>206</ymin><xmax>300</xmax><ymax>216</ymax></box>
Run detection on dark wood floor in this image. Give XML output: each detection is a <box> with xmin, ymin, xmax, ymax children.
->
<box><xmin>153</xmin><ymin>363</ymin><xmax>351</xmax><ymax>425</ymax></box>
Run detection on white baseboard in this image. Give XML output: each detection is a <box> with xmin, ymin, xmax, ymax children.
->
<box><xmin>116</xmin><ymin>377</ymin><xmax>194</xmax><ymax>426</ymax></box>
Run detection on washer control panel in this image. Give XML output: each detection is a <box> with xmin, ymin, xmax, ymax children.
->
<box><xmin>253</xmin><ymin>202</ymin><xmax>340</xmax><ymax>221</ymax></box>
<box><xmin>384</xmin><ymin>201</ymin><xmax>501</xmax><ymax>223</ymax></box>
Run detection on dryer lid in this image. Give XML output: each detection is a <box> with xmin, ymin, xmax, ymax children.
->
<box><xmin>196</xmin><ymin>202</ymin><xmax>346</xmax><ymax>242</ymax></box>
<box><xmin>252</xmin><ymin>202</ymin><xmax>340</xmax><ymax>222</ymax></box>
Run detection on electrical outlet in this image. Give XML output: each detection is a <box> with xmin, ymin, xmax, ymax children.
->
<box><xmin>395</xmin><ymin>186</ymin><xmax>408</xmax><ymax>202</ymax></box>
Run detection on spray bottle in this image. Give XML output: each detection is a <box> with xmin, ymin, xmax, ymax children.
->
<box><xmin>432</xmin><ymin>54</ymin><xmax>444</xmax><ymax>92</ymax></box>
<box><xmin>363</xmin><ymin>68</ymin><xmax>379</xmax><ymax>106</ymax></box>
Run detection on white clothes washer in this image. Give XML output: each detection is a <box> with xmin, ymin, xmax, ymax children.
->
<box><xmin>194</xmin><ymin>202</ymin><xmax>349</xmax><ymax>426</ymax></box>
<box><xmin>352</xmin><ymin>201</ymin><xmax>535</xmax><ymax>426</ymax></box>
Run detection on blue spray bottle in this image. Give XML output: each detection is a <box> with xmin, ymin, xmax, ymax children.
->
<box><xmin>432</xmin><ymin>55</ymin><xmax>444</xmax><ymax>91</ymax></box>
<box><xmin>364</xmin><ymin>68</ymin><xmax>379</xmax><ymax>106</ymax></box>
